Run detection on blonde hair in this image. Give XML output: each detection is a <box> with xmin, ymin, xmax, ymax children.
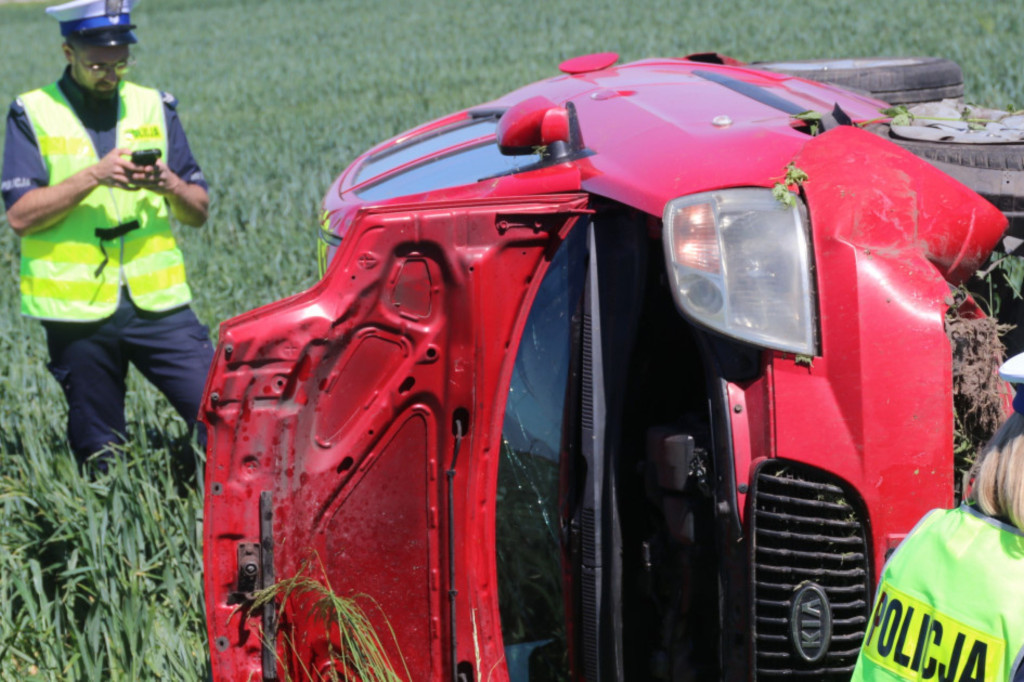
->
<box><xmin>969</xmin><ymin>411</ymin><xmax>1024</xmax><ymax>531</ymax></box>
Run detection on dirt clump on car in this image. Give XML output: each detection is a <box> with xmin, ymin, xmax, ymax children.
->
<box><xmin>947</xmin><ymin>303</ymin><xmax>1011</xmax><ymax>495</ymax></box>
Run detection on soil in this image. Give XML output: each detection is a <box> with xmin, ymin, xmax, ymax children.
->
<box><xmin>947</xmin><ymin>306</ymin><xmax>1011</xmax><ymax>496</ymax></box>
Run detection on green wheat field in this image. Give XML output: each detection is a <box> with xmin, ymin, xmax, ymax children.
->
<box><xmin>1</xmin><ymin>0</ymin><xmax>1023</xmax><ymax>679</ymax></box>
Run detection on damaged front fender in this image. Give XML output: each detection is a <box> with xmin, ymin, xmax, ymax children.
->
<box><xmin>794</xmin><ymin>125</ymin><xmax>1006</xmax><ymax>285</ymax></box>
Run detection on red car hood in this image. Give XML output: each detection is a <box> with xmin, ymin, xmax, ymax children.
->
<box><xmin>513</xmin><ymin>59</ymin><xmax>887</xmax><ymax>214</ymax></box>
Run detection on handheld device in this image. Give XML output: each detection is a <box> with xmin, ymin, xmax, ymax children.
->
<box><xmin>131</xmin><ymin>148</ymin><xmax>161</xmax><ymax>166</ymax></box>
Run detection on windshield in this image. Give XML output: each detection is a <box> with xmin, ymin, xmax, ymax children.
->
<box><xmin>497</xmin><ymin>225</ymin><xmax>586</xmax><ymax>681</ymax></box>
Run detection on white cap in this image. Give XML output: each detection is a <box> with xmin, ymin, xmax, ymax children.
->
<box><xmin>46</xmin><ymin>0</ymin><xmax>139</xmax><ymax>45</ymax></box>
<box><xmin>999</xmin><ymin>352</ymin><xmax>1024</xmax><ymax>385</ymax></box>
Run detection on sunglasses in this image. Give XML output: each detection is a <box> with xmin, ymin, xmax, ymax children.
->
<box><xmin>77</xmin><ymin>54</ymin><xmax>135</xmax><ymax>76</ymax></box>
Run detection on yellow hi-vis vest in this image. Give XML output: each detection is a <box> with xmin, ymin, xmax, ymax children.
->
<box><xmin>17</xmin><ymin>80</ymin><xmax>192</xmax><ymax>321</ymax></box>
<box><xmin>852</xmin><ymin>505</ymin><xmax>1024</xmax><ymax>682</ymax></box>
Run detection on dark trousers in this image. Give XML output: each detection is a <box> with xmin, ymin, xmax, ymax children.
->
<box><xmin>43</xmin><ymin>292</ymin><xmax>214</xmax><ymax>463</ymax></box>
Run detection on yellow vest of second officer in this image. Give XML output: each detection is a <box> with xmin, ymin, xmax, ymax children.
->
<box><xmin>17</xmin><ymin>80</ymin><xmax>192</xmax><ymax>321</ymax></box>
<box><xmin>852</xmin><ymin>504</ymin><xmax>1024</xmax><ymax>682</ymax></box>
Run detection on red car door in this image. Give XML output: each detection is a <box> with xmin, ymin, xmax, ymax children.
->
<box><xmin>201</xmin><ymin>194</ymin><xmax>590</xmax><ymax>681</ymax></box>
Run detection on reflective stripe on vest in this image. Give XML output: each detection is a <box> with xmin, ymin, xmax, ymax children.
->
<box><xmin>17</xmin><ymin>80</ymin><xmax>192</xmax><ymax>321</ymax></box>
<box><xmin>851</xmin><ymin>506</ymin><xmax>1024</xmax><ymax>681</ymax></box>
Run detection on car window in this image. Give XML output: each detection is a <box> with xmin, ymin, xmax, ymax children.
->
<box><xmin>497</xmin><ymin>225</ymin><xmax>586</xmax><ymax>682</ymax></box>
<box><xmin>352</xmin><ymin>117</ymin><xmax>499</xmax><ymax>185</ymax></box>
<box><xmin>355</xmin><ymin>140</ymin><xmax>539</xmax><ymax>202</ymax></box>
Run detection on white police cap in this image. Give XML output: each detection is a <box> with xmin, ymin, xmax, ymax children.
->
<box><xmin>999</xmin><ymin>351</ymin><xmax>1024</xmax><ymax>415</ymax></box>
<box><xmin>46</xmin><ymin>0</ymin><xmax>139</xmax><ymax>46</ymax></box>
<box><xmin>1000</xmin><ymin>352</ymin><xmax>1024</xmax><ymax>385</ymax></box>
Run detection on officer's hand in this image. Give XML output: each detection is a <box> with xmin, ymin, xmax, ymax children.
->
<box><xmin>128</xmin><ymin>160</ymin><xmax>183</xmax><ymax>197</ymax></box>
<box><xmin>91</xmin><ymin>147</ymin><xmax>137</xmax><ymax>190</ymax></box>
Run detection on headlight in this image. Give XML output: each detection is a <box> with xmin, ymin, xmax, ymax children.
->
<box><xmin>662</xmin><ymin>188</ymin><xmax>817</xmax><ymax>355</ymax></box>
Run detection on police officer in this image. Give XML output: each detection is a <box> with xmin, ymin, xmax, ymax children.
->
<box><xmin>1</xmin><ymin>0</ymin><xmax>213</xmax><ymax>470</ymax></box>
<box><xmin>851</xmin><ymin>352</ymin><xmax>1024</xmax><ymax>681</ymax></box>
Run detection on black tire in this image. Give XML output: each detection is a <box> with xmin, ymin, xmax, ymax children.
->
<box><xmin>755</xmin><ymin>57</ymin><xmax>964</xmax><ymax>104</ymax></box>
<box><xmin>866</xmin><ymin>122</ymin><xmax>1024</xmax><ymax>246</ymax></box>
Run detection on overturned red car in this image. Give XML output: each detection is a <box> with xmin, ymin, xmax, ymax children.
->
<box><xmin>200</xmin><ymin>53</ymin><xmax>1008</xmax><ymax>681</ymax></box>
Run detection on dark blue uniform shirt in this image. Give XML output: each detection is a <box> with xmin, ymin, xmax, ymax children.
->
<box><xmin>2</xmin><ymin>67</ymin><xmax>208</xmax><ymax>211</ymax></box>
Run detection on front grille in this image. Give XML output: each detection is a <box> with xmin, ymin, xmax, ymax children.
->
<box><xmin>750</xmin><ymin>460</ymin><xmax>871</xmax><ymax>680</ymax></box>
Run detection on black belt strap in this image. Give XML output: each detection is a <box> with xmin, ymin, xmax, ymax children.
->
<box><xmin>94</xmin><ymin>220</ymin><xmax>140</xmax><ymax>277</ymax></box>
